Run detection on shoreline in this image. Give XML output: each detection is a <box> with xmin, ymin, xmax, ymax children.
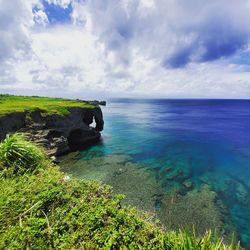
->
<box><xmin>0</xmin><ymin>94</ymin><xmax>245</xmax><ymax>249</ymax></box>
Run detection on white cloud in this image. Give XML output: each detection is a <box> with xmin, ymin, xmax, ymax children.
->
<box><xmin>45</xmin><ymin>0</ymin><xmax>72</xmax><ymax>8</ymax></box>
<box><xmin>1</xmin><ymin>0</ymin><xmax>250</xmax><ymax>98</ymax></box>
<box><xmin>7</xmin><ymin>26</ymin><xmax>107</xmax><ymax>94</ymax></box>
<box><xmin>33</xmin><ymin>10</ymin><xmax>49</xmax><ymax>26</ymax></box>
<box><xmin>0</xmin><ymin>0</ymin><xmax>35</xmax><ymax>62</ymax></box>
<box><xmin>0</xmin><ymin>0</ymin><xmax>39</xmax><ymax>91</ymax></box>
<box><xmin>76</xmin><ymin>0</ymin><xmax>250</xmax><ymax>68</ymax></box>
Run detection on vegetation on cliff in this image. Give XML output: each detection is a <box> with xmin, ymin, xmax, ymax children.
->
<box><xmin>0</xmin><ymin>94</ymin><xmax>95</xmax><ymax>117</ymax></box>
<box><xmin>0</xmin><ymin>134</ymin><xmax>243</xmax><ymax>249</ymax></box>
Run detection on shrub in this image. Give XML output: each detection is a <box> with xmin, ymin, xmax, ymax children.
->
<box><xmin>0</xmin><ymin>134</ymin><xmax>244</xmax><ymax>249</ymax></box>
<box><xmin>0</xmin><ymin>133</ymin><xmax>47</xmax><ymax>175</ymax></box>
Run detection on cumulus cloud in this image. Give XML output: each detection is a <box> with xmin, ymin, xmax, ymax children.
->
<box><xmin>1</xmin><ymin>0</ymin><xmax>250</xmax><ymax>98</ymax></box>
<box><xmin>33</xmin><ymin>10</ymin><xmax>49</xmax><ymax>26</ymax></box>
<box><xmin>76</xmin><ymin>0</ymin><xmax>250</xmax><ymax>68</ymax></box>
<box><xmin>0</xmin><ymin>0</ymin><xmax>35</xmax><ymax>62</ymax></box>
<box><xmin>46</xmin><ymin>0</ymin><xmax>72</xmax><ymax>9</ymax></box>
<box><xmin>0</xmin><ymin>0</ymin><xmax>40</xmax><ymax>89</ymax></box>
<box><xmin>30</xmin><ymin>27</ymin><xmax>105</xmax><ymax>91</ymax></box>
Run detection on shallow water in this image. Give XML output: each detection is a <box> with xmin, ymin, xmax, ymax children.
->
<box><xmin>60</xmin><ymin>99</ymin><xmax>250</xmax><ymax>247</ymax></box>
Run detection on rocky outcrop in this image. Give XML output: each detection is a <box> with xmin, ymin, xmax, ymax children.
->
<box><xmin>77</xmin><ymin>99</ymin><xmax>106</xmax><ymax>106</ymax></box>
<box><xmin>0</xmin><ymin>112</ymin><xmax>26</xmax><ymax>141</ymax></box>
<box><xmin>0</xmin><ymin>106</ymin><xmax>104</xmax><ymax>158</ymax></box>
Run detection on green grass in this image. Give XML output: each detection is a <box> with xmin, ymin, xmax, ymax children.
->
<box><xmin>0</xmin><ymin>133</ymin><xmax>48</xmax><ymax>176</ymax></box>
<box><xmin>0</xmin><ymin>134</ymin><xmax>244</xmax><ymax>249</ymax></box>
<box><xmin>0</xmin><ymin>94</ymin><xmax>95</xmax><ymax>116</ymax></box>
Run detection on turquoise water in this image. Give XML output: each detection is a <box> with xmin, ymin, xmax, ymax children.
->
<box><xmin>60</xmin><ymin>99</ymin><xmax>250</xmax><ymax>247</ymax></box>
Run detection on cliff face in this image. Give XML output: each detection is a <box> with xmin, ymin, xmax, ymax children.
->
<box><xmin>0</xmin><ymin>106</ymin><xmax>104</xmax><ymax>157</ymax></box>
<box><xmin>0</xmin><ymin>112</ymin><xmax>26</xmax><ymax>141</ymax></box>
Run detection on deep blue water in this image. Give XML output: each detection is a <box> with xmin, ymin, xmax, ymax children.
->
<box><xmin>61</xmin><ymin>99</ymin><xmax>250</xmax><ymax>247</ymax></box>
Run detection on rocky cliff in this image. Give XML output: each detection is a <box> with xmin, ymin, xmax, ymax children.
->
<box><xmin>0</xmin><ymin>106</ymin><xmax>104</xmax><ymax>158</ymax></box>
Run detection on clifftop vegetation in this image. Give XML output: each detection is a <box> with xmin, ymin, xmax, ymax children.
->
<box><xmin>0</xmin><ymin>94</ymin><xmax>95</xmax><ymax>117</ymax></box>
<box><xmin>0</xmin><ymin>133</ymin><xmax>243</xmax><ymax>249</ymax></box>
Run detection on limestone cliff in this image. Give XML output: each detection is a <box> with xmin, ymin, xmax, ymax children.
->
<box><xmin>0</xmin><ymin>106</ymin><xmax>104</xmax><ymax>157</ymax></box>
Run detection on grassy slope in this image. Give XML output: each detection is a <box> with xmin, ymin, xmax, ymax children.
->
<box><xmin>0</xmin><ymin>94</ymin><xmax>95</xmax><ymax>117</ymax></box>
<box><xmin>0</xmin><ymin>134</ymin><xmax>243</xmax><ymax>249</ymax></box>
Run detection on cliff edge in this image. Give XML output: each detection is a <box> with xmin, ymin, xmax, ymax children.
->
<box><xmin>0</xmin><ymin>95</ymin><xmax>104</xmax><ymax>157</ymax></box>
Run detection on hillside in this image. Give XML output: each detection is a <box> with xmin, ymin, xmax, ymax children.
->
<box><xmin>0</xmin><ymin>133</ymin><xmax>243</xmax><ymax>249</ymax></box>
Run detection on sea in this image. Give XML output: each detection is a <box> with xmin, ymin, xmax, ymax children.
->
<box><xmin>60</xmin><ymin>99</ymin><xmax>250</xmax><ymax>248</ymax></box>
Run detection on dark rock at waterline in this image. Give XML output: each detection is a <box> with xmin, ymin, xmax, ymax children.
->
<box><xmin>68</xmin><ymin>128</ymin><xmax>101</xmax><ymax>151</ymax></box>
<box><xmin>0</xmin><ymin>105</ymin><xmax>104</xmax><ymax>158</ymax></box>
<box><xmin>88</xmin><ymin>100</ymin><xmax>106</xmax><ymax>106</ymax></box>
<box><xmin>76</xmin><ymin>99</ymin><xmax>106</xmax><ymax>106</ymax></box>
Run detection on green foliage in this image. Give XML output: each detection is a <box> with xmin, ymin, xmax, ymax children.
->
<box><xmin>163</xmin><ymin>229</ymin><xmax>242</xmax><ymax>250</ymax></box>
<box><xmin>0</xmin><ymin>133</ymin><xmax>47</xmax><ymax>176</ymax></box>
<box><xmin>0</xmin><ymin>133</ymin><xmax>244</xmax><ymax>249</ymax></box>
<box><xmin>0</xmin><ymin>94</ymin><xmax>95</xmax><ymax>116</ymax></box>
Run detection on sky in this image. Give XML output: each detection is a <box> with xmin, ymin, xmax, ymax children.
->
<box><xmin>1</xmin><ymin>0</ymin><xmax>250</xmax><ymax>99</ymax></box>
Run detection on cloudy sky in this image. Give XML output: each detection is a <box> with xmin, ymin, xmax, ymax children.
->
<box><xmin>1</xmin><ymin>0</ymin><xmax>250</xmax><ymax>99</ymax></box>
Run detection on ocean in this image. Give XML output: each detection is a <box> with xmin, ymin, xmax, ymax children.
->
<box><xmin>60</xmin><ymin>99</ymin><xmax>250</xmax><ymax>248</ymax></box>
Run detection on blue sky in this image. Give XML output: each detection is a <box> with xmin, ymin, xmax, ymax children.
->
<box><xmin>1</xmin><ymin>0</ymin><xmax>250</xmax><ymax>98</ymax></box>
<box><xmin>39</xmin><ymin>0</ymin><xmax>73</xmax><ymax>24</ymax></box>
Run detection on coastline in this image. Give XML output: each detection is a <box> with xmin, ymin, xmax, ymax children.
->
<box><xmin>0</xmin><ymin>94</ymin><xmax>245</xmax><ymax>249</ymax></box>
<box><xmin>0</xmin><ymin>95</ymin><xmax>105</xmax><ymax>158</ymax></box>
